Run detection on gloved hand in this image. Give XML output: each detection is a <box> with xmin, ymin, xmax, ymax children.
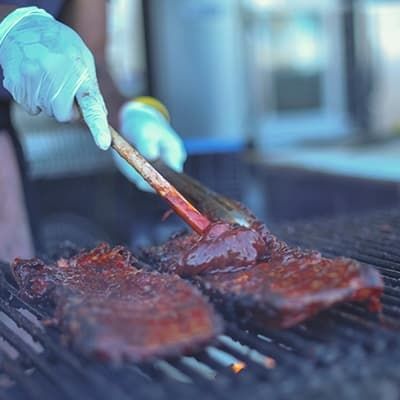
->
<box><xmin>113</xmin><ymin>99</ymin><xmax>187</xmax><ymax>192</ymax></box>
<box><xmin>0</xmin><ymin>6</ymin><xmax>111</xmax><ymax>150</ymax></box>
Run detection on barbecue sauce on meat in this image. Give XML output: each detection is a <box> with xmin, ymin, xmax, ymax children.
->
<box><xmin>154</xmin><ymin>221</ymin><xmax>269</xmax><ymax>277</ymax></box>
<box><xmin>12</xmin><ymin>244</ymin><xmax>222</xmax><ymax>363</ymax></box>
<box><xmin>143</xmin><ymin>221</ymin><xmax>383</xmax><ymax>328</ymax></box>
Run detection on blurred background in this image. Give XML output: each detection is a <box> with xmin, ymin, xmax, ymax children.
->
<box><xmin>11</xmin><ymin>0</ymin><xmax>400</xmax><ymax>249</ymax></box>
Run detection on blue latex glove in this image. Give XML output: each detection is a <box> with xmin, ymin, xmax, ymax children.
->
<box><xmin>0</xmin><ymin>7</ymin><xmax>111</xmax><ymax>150</ymax></box>
<box><xmin>113</xmin><ymin>100</ymin><xmax>187</xmax><ymax>191</ymax></box>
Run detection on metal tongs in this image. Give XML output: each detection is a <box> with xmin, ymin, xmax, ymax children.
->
<box><xmin>152</xmin><ymin>159</ymin><xmax>255</xmax><ymax>228</ymax></box>
<box><xmin>79</xmin><ymin>103</ymin><xmax>252</xmax><ymax>232</ymax></box>
<box><xmin>109</xmin><ymin>125</ymin><xmax>213</xmax><ymax>234</ymax></box>
<box><xmin>77</xmin><ymin>97</ymin><xmax>211</xmax><ymax>234</ymax></box>
<box><xmin>111</xmin><ymin>125</ymin><xmax>254</xmax><ymax>230</ymax></box>
<box><xmin>111</xmin><ymin>124</ymin><xmax>254</xmax><ymax>230</ymax></box>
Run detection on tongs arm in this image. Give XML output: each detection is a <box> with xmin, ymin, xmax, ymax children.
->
<box><xmin>152</xmin><ymin>159</ymin><xmax>256</xmax><ymax>228</ymax></box>
<box><xmin>109</xmin><ymin>126</ymin><xmax>211</xmax><ymax>234</ymax></box>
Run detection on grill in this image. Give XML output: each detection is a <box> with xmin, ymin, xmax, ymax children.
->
<box><xmin>1</xmin><ymin>209</ymin><xmax>400</xmax><ymax>400</ymax></box>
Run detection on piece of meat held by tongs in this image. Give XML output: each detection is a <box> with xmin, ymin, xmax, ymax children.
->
<box><xmin>144</xmin><ymin>161</ymin><xmax>383</xmax><ymax>328</ymax></box>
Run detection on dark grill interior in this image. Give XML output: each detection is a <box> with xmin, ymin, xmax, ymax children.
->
<box><xmin>1</xmin><ymin>209</ymin><xmax>400</xmax><ymax>400</ymax></box>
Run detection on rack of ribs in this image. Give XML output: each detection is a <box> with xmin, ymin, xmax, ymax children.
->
<box><xmin>142</xmin><ymin>221</ymin><xmax>383</xmax><ymax>328</ymax></box>
<box><xmin>12</xmin><ymin>244</ymin><xmax>222</xmax><ymax>362</ymax></box>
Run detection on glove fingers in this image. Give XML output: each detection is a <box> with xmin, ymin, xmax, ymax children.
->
<box><xmin>19</xmin><ymin>61</ymin><xmax>43</xmax><ymax>115</ymax></box>
<box><xmin>135</xmin><ymin>176</ymin><xmax>154</xmax><ymax>193</ymax></box>
<box><xmin>116</xmin><ymin>102</ymin><xmax>186</xmax><ymax>190</ymax></box>
<box><xmin>70</xmin><ymin>103</ymin><xmax>81</xmax><ymax>121</ymax></box>
<box><xmin>51</xmin><ymin>89</ymin><xmax>76</xmax><ymax>122</ymax></box>
<box><xmin>4</xmin><ymin>76</ymin><xmax>41</xmax><ymax>115</ymax></box>
<box><xmin>48</xmin><ymin>48</ymin><xmax>95</xmax><ymax>123</ymax></box>
<box><xmin>162</xmin><ymin>150</ymin><xmax>186</xmax><ymax>172</ymax></box>
<box><xmin>160</xmin><ymin>132</ymin><xmax>187</xmax><ymax>172</ymax></box>
<box><xmin>50</xmin><ymin>70</ymin><xmax>82</xmax><ymax>122</ymax></box>
<box><xmin>19</xmin><ymin>101</ymin><xmax>41</xmax><ymax>116</ymax></box>
<box><xmin>134</xmin><ymin>132</ymin><xmax>161</xmax><ymax>161</ymax></box>
<box><xmin>76</xmin><ymin>81</ymin><xmax>111</xmax><ymax>150</ymax></box>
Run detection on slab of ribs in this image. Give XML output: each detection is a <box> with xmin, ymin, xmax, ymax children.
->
<box><xmin>142</xmin><ymin>221</ymin><xmax>383</xmax><ymax>328</ymax></box>
<box><xmin>12</xmin><ymin>244</ymin><xmax>222</xmax><ymax>362</ymax></box>
<box><xmin>11</xmin><ymin>219</ymin><xmax>383</xmax><ymax>361</ymax></box>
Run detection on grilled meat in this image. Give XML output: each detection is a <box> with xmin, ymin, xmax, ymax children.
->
<box><xmin>149</xmin><ymin>221</ymin><xmax>269</xmax><ymax>277</ymax></box>
<box><xmin>12</xmin><ymin>244</ymin><xmax>222</xmax><ymax>362</ymax></box>
<box><xmin>142</xmin><ymin>222</ymin><xmax>383</xmax><ymax>328</ymax></box>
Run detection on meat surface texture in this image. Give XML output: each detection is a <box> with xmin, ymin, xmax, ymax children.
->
<box><xmin>142</xmin><ymin>222</ymin><xmax>383</xmax><ymax>328</ymax></box>
<box><xmin>12</xmin><ymin>244</ymin><xmax>222</xmax><ymax>362</ymax></box>
<box><xmin>148</xmin><ymin>221</ymin><xmax>269</xmax><ymax>277</ymax></box>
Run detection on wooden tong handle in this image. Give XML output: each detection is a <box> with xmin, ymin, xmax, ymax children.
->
<box><xmin>109</xmin><ymin>125</ymin><xmax>211</xmax><ymax>234</ymax></box>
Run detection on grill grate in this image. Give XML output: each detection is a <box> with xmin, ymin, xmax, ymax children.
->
<box><xmin>2</xmin><ymin>209</ymin><xmax>400</xmax><ymax>399</ymax></box>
